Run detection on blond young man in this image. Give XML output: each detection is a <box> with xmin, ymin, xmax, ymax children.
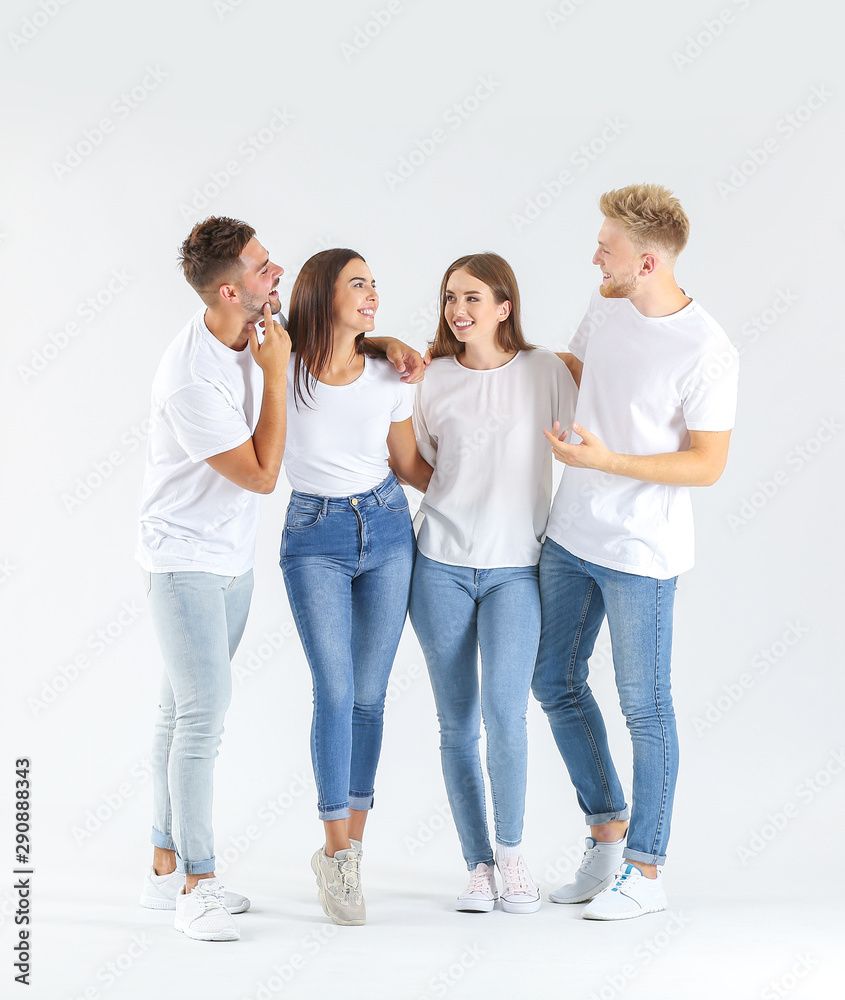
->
<box><xmin>533</xmin><ymin>184</ymin><xmax>739</xmax><ymax>920</ymax></box>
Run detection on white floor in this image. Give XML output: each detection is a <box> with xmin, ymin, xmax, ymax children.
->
<box><xmin>29</xmin><ymin>868</ymin><xmax>843</xmax><ymax>1000</ymax></box>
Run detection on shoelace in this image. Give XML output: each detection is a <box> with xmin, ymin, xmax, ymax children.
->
<box><xmin>193</xmin><ymin>882</ymin><xmax>226</xmax><ymax>910</ymax></box>
<box><xmin>499</xmin><ymin>859</ymin><xmax>534</xmax><ymax>896</ymax></box>
<box><xmin>610</xmin><ymin>867</ymin><xmax>639</xmax><ymax>892</ymax></box>
<box><xmin>466</xmin><ymin>866</ymin><xmax>494</xmax><ymax>894</ymax></box>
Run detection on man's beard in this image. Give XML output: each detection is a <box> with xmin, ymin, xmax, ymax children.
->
<box><xmin>239</xmin><ymin>285</ymin><xmax>282</xmax><ymax>317</ymax></box>
<box><xmin>598</xmin><ymin>272</ymin><xmax>638</xmax><ymax>299</ymax></box>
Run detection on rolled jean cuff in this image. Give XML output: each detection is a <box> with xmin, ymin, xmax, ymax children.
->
<box><xmin>623</xmin><ymin>848</ymin><xmax>666</xmax><ymax>867</ymax></box>
<box><xmin>177</xmin><ymin>856</ymin><xmax>216</xmax><ymax>875</ymax></box>
<box><xmin>584</xmin><ymin>807</ymin><xmax>630</xmax><ymax>825</ymax></box>
<box><xmin>348</xmin><ymin>791</ymin><xmax>374</xmax><ymax>812</ymax></box>
<box><xmin>319</xmin><ymin>802</ymin><xmax>350</xmax><ymax>822</ymax></box>
<box><xmin>466</xmin><ymin>857</ymin><xmax>495</xmax><ymax>871</ymax></box>
<box><xmin>150</xmin><ymin>826</ymin><xmax>175</xmax><ymax>850</ymax></box>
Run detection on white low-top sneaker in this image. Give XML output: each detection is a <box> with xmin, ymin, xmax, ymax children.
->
<box><xmin>497</xmin><ymin>855</ymin><xmax>541</xmax><ymax>914</ymax></box>
<box><xmin>582</xmin><ymin>863</ymin><xmax>668</xmax><ymax>921</ymax></box>
<box><xmin>455</xmin><ymin>863</ymin><xmax>499</xmax><ymax>913</ymax></box>
<box><xmin>140</xmin><ymin>867</ymin><xmax>250</xmax><ymax>913</ymax></box>
<box><xmin>173</xmin><ymin>879</ymin><xmax>239</xmax><ymax>941</ymax></box>
<box><xmin>550</xmin><ymin>837</ymin><xmax>625</xmax><ymax>904</ymax></box>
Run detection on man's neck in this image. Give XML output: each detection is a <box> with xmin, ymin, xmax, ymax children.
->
<box><xmin>203</xmin><ymin>306</ymin><xmax>252</xmax><ymax>351</ymax></box>
<box><xmin>628</xmin><ymin>276</ymin><xmax>691</xmax><ymax>318</ymax></box>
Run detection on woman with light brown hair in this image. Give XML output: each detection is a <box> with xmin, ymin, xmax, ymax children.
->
<box><xmin>409</xmin><ymin>252</ymin><xmax>577</xmax><ymax>914</ymax></box>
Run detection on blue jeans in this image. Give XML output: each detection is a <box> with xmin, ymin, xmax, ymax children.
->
<box><xmin>280</xmin><ymin>473</ymin><xmax>415</xmax><ymax>821</ymax></box>
<box><xmin>147</xmin><ymin>569</ymin><xmax>253</xmax><ymax>874</ymax></box>
<box><xmin>532</xmin><ymin>539</ymin><xmax>677</xmax><ymax>866</ymax></box>
<box><xmin>409</xmin><ymin>554</ymin><xmax>541</xmax><ymax>870</ymax></box>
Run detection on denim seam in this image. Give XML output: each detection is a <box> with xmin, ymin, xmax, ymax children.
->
<box><xmin>568</xmin><ymin>579</ymin><xmax>616</xmax><ymax>811</ymax></box>
<box><xmin>649</xmin><ymin>577</ymin><xmax>671</xmax><ymax>859</ymax></box>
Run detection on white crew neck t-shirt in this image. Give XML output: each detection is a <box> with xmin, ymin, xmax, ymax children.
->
<box><xmin>546</xmin><ymin>288</ymin><xmax>739</xmax><ymax>579</ymax></box>
<box><xmin>283</xmin><ymin>354</ymin><xmax>415</xmax><ymax>497</ymax></box>
<box><xmin>413</xmin><ymin>349</ymin><xmax>577</xmax><ymax>568</ymax></box>
<box><xmin>136</xmin><ymin>308</ymin><xmax>263</xmax><ymax>576</ymax></box>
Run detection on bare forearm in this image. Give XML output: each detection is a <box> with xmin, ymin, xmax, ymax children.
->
<box><xmin>390</xmin><ymin>454</ymin><xmax>433</xmax><ymax>493</ymax></box>
<box><xmin>605</xmin><ymin>448</ymin><xmax>724</xmax><ymax>487</ymax></box>
<box><xmin>250</xmin><ymin>379</ymin><xmax>287</xmax><ymax>493</ymax></box>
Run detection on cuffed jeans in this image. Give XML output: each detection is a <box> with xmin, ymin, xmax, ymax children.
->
<box><xmin>147</xmin><ymin>568</ymin><xmax>253</xmax><ymax>874</ymax></box>
<box><xmin>532</xmin><ymin>539</ymin><xmax>677</xmax><ymax>866</ymax></box>
<box><xmin>280</xmin><ymin>472</ymin><xmax>414</xmax><ymax>821</ymax></box>
<box><xmin>410</xmin><ymin>554</ymin><xmax>541</xmax><ymax>870</ymax></box>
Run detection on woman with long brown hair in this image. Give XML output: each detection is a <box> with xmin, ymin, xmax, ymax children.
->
<box><xmin>280</xmin><ymin>248</ymin><xmax>431</xmax><ymax>926</ymax></box>
<box><xmin>409</xmin><ymin>253</ymin><xmax>577</xmax><ymax>914</ymax></box>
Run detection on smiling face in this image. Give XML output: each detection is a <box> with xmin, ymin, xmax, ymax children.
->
<box><xmin>332</xmin><ymin>258</ymin><xmax>378</xmax><ymax>336</ymax></box>
<box><xmin>593</xmin><ymin>218</ymin><xmax>644</xmax><ymax>299</ymax></box>
<box><xmin>234</xmin><ymin>237</ymin><xmax>284</xmax><ymax>318</ymax></box>
<box><xmin>443</xmin><ymin>268</ymin><xmax>510</xmax><ymax>347</ymax></box>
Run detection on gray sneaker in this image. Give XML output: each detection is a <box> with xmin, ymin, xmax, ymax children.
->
<box><xmin>549</xmin><ymin>837</ymin><xmax>625</xmax><ymax>904</ymax></box>
<box><xmin>310</xmin><ymin>844</ymin><xmax>366</xmax><ymax>925</ymax></box>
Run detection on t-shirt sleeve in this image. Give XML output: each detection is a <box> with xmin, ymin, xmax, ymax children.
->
<box><xmin>569</xmin><ymin>290</ymin><xmax>603</xmax><ymax>361</ymax></box>
<box><xmin>391</xmin><ymin>379</ymin><xmax>415</xmax><ymax>423</ymax></box>
<box><xmin>412</xmin><ymin>384</ymin><xmax>437</xmax><ymax>466</ymax></box>
<box><xmin>161</xmin><ymin>383</ymin><xmax>252</xmax><ymax>463</ymax></box>
<box><xmin>682</xmin><ymin>342</ymin><xmax>740</xmax><ymax>431</ymax></box>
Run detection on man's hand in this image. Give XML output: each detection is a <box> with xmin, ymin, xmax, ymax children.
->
<box><xmin>543</xmin><ymin>421</ymin><xmax>613</xmax><ymax>472</ymax></box>
<box><xmin>248</xmin><ymin>303</ymin><xmax>291</xmax><ymax>381</ymax></box>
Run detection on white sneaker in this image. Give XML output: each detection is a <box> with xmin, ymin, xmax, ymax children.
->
<box><xmin>140</xmin><ymin>867</ymin><xmax>250</xmax><ymax>913</ymax></box>
<box><xmin>496</xmin><ymin>854</ymin><xmax>541</xmax><ymax>913</ymax></box>
<box><xmin>549</xmin><ymin>837</ymin><xmax>625</xmax><ymax>904</ymax></box>
<box><xmin>582</xmin><ymin>863</ymin><xmax>668</xmax><ymax>921</ymax></box>
<box><xmin>455</xmin><ymin>863</ymin><xmax>498</xmax><ymax>913</ymax></box>
<box><xmin>311</xmin><ymin>845</ymin><xmax>366</xmax><ymax>926</ymax></box>
<box><xmin>173</xmin><ymin>879</ymin><xmax>239</xmax><ymax>941</ymax></box>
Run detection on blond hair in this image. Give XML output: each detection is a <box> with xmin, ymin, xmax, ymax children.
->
<box><xmin>599</xmin><ymin>184</ymin><xmax>689</xmax><ymax>258</ymax></box>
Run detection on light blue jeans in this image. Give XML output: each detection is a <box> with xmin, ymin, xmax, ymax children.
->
<box><xmin>532</xmin><ymin>539</ymin><xmax>677</xmax><ymax>866</ymax></box>
<box><xmin>280</xmin><ymin>472</ymin><xmax>415</xmax><ymax>821</ymax></box>
<box><xmin>147</xmin><ymin>569</ymin><xmax>253</xmax><ymax>874</ymax></box>
<box><xmin>409</xmin><ymin>554</ymin><xmax>541</xmax><ymax>870</ymax></box>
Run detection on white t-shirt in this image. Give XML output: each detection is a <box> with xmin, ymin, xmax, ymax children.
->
<box><xmin>546</xmin><ymin>288</ymin><xmax>739</xmax><ymax>579</ymax></box>
<box><xmin>283</xmin><ymin>354</ymin><xmax>415</xmax><ymax>497</ymax></box>
<box><xmin>136</xmin><ymin>308</ymin><xmax>263</xmax><ymax>576</ymax></box>
<box><xmin>414</xmin><ymin>349</ymin><xmax>577</xmax><ymax>568</ymax></box>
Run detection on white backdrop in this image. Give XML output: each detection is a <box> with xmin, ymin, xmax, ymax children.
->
<box><xmin>2</xmin><ymin>1</ymin><xmax>843</xmax><ymax>998</ymax></box>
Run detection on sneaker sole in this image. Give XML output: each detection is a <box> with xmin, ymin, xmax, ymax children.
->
<box><xmin>549</xmin><ymin>872</ymin><xmax>620</xmax><ymax>905</ymax></box>
<box><xmin>501</xmin><ymin>897</ymin><xmax>541</xmax><ymax>914</ymax></box>
<box><xmin>582</xmin><ymin>899</ymin><xmax>667</xmax><ymax>921</ymax></box>
<box><xmin>173</xmin><ymin>916</ymin><xmax>239</xmax><ymax>941</ymax></box>
<box><xmin>455</xmin><ymin>896</ymin><xmax>498</xmax><ymax>913</ymax></box>
<box><xmin>310</xmin><ymin>853</ymin><xmax>366</xmax><ymax>926</ymax></box>
<box><xmin>141</xmin><ymin>893</ymin><xmax>251</xmax><ymax>914</ymax></box>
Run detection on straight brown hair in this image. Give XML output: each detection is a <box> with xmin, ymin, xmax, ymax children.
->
<box><xmin>287</xmin><ymin>248</ymin><xmax>380</xmax><ymax>407</ymax></box>
<box><xmin>429</xmin><ymin>253</ymin><xmax>533</xmax><ymax>359</ymax></box>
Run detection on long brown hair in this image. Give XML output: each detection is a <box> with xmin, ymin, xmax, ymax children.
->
<box><xmin>429</xmin><ymin>253</ymin><xmax>533</xmax><ymax>359</ymax></box>
<box><xmin>287</xmin><ymin>248</ymin><xmax>381</xmax><ymax>406</ymax></box>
